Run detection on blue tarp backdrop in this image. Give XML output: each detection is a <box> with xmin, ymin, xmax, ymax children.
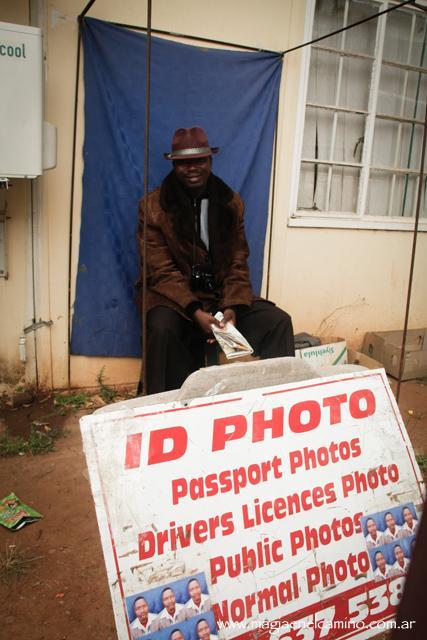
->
<box><xmin>71</xmin><ymin>17</ymin><xmax>282</xmax><ymax>357</ymax></box>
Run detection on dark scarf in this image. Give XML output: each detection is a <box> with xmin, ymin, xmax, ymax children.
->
<box><xmin>159</xmin><ymin>171</ymin><xmax>238</xmax><ymax>272</ymax></box>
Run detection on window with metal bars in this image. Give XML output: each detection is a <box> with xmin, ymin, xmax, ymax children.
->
<box><xmin>292</xmin><ymin>0</ymin><xmax>427</xmax><ymax>229</ymax></box>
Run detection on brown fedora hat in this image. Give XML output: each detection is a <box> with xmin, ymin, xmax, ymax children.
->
<box><xmin>164</xmin><ymin>126</ymin><xmax>219</xmax><ymax>160</ymax></box>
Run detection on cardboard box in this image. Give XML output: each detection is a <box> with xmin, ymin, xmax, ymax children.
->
<box><xmin>362</xmin><ymin>329</ymin><xmax>427</xmax><ymax>381</ymax></box>
<box><xmin>295</xmin><ymin>336</ymin><xmax>347</xmax><ymax>366</ymax></box>
<box><xmin>347</xmin><ymin>349</ymin><xmax>383</xmax><ymax>371</ymax></box>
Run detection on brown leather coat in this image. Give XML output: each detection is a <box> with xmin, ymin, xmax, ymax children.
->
<box><xmin>138</xmin><ymin>172</ymin><xmax>255</xmax><ymax>318</ymax></box>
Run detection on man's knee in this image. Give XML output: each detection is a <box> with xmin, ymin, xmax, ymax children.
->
<box><xmin>274</xmin><ymin>306</ymin><xmax>293</xmax><ymax>329</ymax></box>
<box><xmin>247</xmin><ymin>301</ymin><xmax>294</xmax><ymax>357</ymax></box>
<box><xmin>252</xmin><ymin>300</ymin><xmax>293</xmax><ymax>328</ymax></box>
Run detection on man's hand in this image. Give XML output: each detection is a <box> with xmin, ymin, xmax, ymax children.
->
<box><xmin>193</xmin><ymin>309</ymin><xmax>221</xmax><ymax>338</ymax></box>
<box><xmin>222</xmin><ymin>308</ymin><xmax>236</xmax><ymax>326</ymax></box>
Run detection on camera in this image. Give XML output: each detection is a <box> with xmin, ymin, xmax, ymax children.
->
<box><xmin>190</xmin><ymin>264</ymin><xmax>216</xmax><ymax>293</ymax></box>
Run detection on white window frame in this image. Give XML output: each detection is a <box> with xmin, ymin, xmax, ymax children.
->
<box><xmin>288</xmin><ymin>0</ymin><xmax>427</xmax><ymax>231</ymax></box>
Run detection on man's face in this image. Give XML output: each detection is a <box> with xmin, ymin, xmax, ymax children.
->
<box><xmin>394</xmin><ymin>546</ymin><xmax>404</xmax><ymax>564</ymax></box>
<box><xmin>367</xmin><ymin>519</ymin><xmax>377</xmax><ymax>535</ymax></box>
<box><xmin>403</xmin><ymin>508</ymin><xmax>413</xmax><ymax>526</ymax></box>
<box><xmin>171</xmin><ymin>631</ymin><xmax>184</xmax><ymax>640</ymax></box>
<box><xmin>173</xmin><ymin>157</ymin><xmax>212</xmax><ymax>192</ymax></box>
<box><xmin>376</xmin><ymin>552</ymin><xmax>386</xmax><ymax>571</ymax></box>
<box><xmin>163</xmin><ymin>589</ymin><xmax>176</xmax><ymax>614</ymax></box>
<box><xmin>134</xmin><ymin>598</ymin><xmax>148</xmax><ymax>621</ymax></box>
<box><xmin>188</xmin><ymin>580</ymin><xmax>202</xmax><ymax>604</ymax></box>
<box><xmin>197</xmin><ymin>620</ymin><xmax>210</xmax><ymax>640</ymax></box>
<box><xmin>385</xmin><ymin>513</ymin><xmax>395</xmax><ymax>530</ymax></box>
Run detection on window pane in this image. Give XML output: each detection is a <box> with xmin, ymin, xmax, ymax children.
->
<box><xmin>313</xmin><ymin>0</ymin><xmax>378</xmax><ymax>53</ymax></box>
<box><xmin>371</xmin><ymin>119</ymin><xmax>399</xmax><ymax>167</ymax></box>
<box><xmin>301</xmin><ymin>107</ymin><xmax>333</xmax><ymax>161</ymax></box>
<box><xmin>339</xmin><ymin>57</ymin><xmax>372</xmax><ymax>110</ymax></box>
<box><xmin>390</xmin><ymin>175</ymin><xmax>418</xmax><ymax>217</ymax></box>
<box><xmin>372</xmin><ymin>120</ymin><xmax>424</xmax><ymax>170</ymax></box>
<box><xmin>312</xmin><ymin>0</ymin><xmax>346</xmax><ymax>49</ymax></box>
<box><xmin>329</xmin><ymin>166</ymin><xmax>360</xmax><ymax>212</ymax></box>
<box><xmin>378</xmin><ymin>66</ymin><xmax>427</xmax><ymax>119</ymax></box>
<box><xmin>410</xmin><ymin>15</ymin><xmax>427</xmax><ymax>67</ymax></box>
<box><xmin>399</xmin><ymin>123</ymin><xmax>424</xmax><ymax>170</ymax></box>
<box><xmin>297</xmin><ymin>163</ymin><xmax>329</xmax><ymax>211</ymax></box>
<box><xmin>298</xmin><ymin>163</ymin><xmax>361</xmax><ymax>213</ymax></box>
<box><xmin>377</xmin><ymin>66</ymin><xmax>407</xmax><ymax>117</ymax></box>
<box><xmin>346</xmin><ymin>0</ymin><xmax>378</xmax><ymax>56</ymax></box>
<box><xmin>366</xmin><ymin>169</ymin><xmax>427</xmax><ymax>218</ymax></box>
<box><xmin>366</xmin><ymin>170</ymin><xmax>392</xmax><ymax>216</ymax></box>
<box><xmin>367</xmin><ymin>173</ymin><xmax>427</xmax><ymax>218</ymax></box>
<box><xmin>333</xmin><ymin>112</ymin><xmax>365</xmax><ymax>163</ymax></box>
<box><xmin>307</xmin><ymin>49</ymin><xmax>339</xmax><ymax>104</ymax></box>
<box><xmin>405</xmin><ymin>70</ymin><xmax>427</xmax><ymax>121</ymax></box>
<box><xmin>383</xmin><ymin>8</ymin><xmax>413</xmax><ymax>64</ymax></box>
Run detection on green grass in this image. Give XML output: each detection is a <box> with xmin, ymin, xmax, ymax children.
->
<box><xmin>53</xmin><ymin>391</ymin><xmax>90</xmax><ymax>414</ymax></box>
<box><xmin>96</xmin><ymin>367</ymin><xmax>119</xmax><ymax>404</ymax></box>
<box><xmin>27</xmin><ymin>425</ymin><xmax>60</xmax><ymax>454</ymax></box>
<box><xmin>0</xmin><ymin>425</ymin><xmax>60</xmax><ymax>457</ymax></box>
<box><xmin>0</xmin><ymin>432</ymin><xmax>27</xmax><ymax>456</ymax></box>
<box><xmin>0</xmin><ymin>545</ymin><xmax>43</xmax><ymax>585</ymax></box>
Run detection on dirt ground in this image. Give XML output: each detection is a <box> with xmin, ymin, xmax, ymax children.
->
<box><xmin>0</xmin><ymin>377</ymin><xmax>426</xmax><ymax>640</ymax></box>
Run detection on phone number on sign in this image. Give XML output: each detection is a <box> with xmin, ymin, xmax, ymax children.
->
<box><xmin>247</xmin><ymin>578</ymin><xmax>407</xmax><ymax>639</ymax></box>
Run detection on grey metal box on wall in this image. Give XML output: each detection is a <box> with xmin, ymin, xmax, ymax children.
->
<box><xmin>0</xmin><ymin>21</ymin><xmax>43</xmax><ymax>178</ymax></box>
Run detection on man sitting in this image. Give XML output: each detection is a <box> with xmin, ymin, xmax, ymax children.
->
<box><xmin>138</xmin><ymin>126</ymin><xmax>294</xmax><ymax>394</ymax></box>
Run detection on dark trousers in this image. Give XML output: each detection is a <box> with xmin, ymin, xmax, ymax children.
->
<box><xmin>144</xmin><ymin>300</ymin><xmax>294</xmax><ymax>395</ymax></box>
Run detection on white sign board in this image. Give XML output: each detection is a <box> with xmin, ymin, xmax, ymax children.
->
<box><xmin>81</xmin><ymin>370</ymin><xmax>423</xmax><ymax>640</ymax></box>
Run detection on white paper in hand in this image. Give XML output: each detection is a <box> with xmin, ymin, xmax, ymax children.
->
<box><xmin>211</xmin><ymin>312</ymin><xmax>254</xmax><ymax>359</ymax></box>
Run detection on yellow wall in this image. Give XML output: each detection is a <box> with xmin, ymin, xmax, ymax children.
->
<box><xmin>0</xmin><ymin>0</ymin><xmax>426</xmax><ymax>389</ymax></box>
<box><xmin>0</xmin><ymin>180</ymin><xmax>28</xmax><ymax>383</ymax></box>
